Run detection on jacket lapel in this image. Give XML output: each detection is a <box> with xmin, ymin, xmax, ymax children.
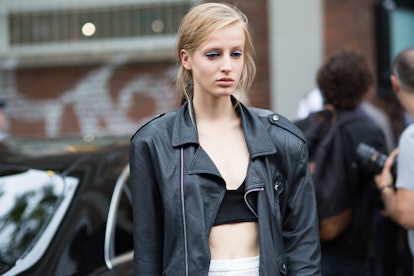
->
<box><xmin>170</xmin><ymin>99</ymin><xmax>277</xmax><ymax>181</ymax></box>
<box><xmin>238</xmin><ymin>103</ymin><xmax>277</xmax><ymax>158</ymax></box>
<box><xmin>171</xmin><ymin>102</ymin><xmax>221</xmax><ymax>178</ymax></box>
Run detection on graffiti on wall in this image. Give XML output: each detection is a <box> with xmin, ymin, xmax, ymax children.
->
<box><xmin>0</xmin><ymin>55</ymin><xmax>177</xmax><ymax>138</ymax></box>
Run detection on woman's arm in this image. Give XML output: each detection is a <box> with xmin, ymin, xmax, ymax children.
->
<box><xmin>283</xmin><ymin>145</ymin><xmax>321</xmax><ymax>275</ymax></box>
<box><xmin>130</xmin><ymin>136</ymin><xmax>164</xmax><ymax>275</ymax></box>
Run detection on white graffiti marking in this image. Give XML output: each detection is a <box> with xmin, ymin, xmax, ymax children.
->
<box><xmin>0</xmin><ymin>56</ymin><xmax>176</xmax><ymax>137</ymax></box>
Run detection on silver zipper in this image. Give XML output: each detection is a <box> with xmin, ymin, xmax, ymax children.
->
<box><xmin>274</xmin><ymin>181</ymin><xmax>281</xmax><ymax>192</ymax></box>
<box><xmin>180</xmin><ymin>148</ymin><xmax>189</xmax><ymax>276</ymax></box>
<box><xmin>244</xmin><ymin>188</ymin><xmax>264</xmax><ymax>217</ymax></box>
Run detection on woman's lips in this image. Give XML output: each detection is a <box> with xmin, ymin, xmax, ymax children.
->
<box><xmin>217</xmin><ymin>78</ymin><xmax>234</xmax><ymax>86</ymax></box>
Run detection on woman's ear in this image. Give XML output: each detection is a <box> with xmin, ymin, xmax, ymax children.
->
<box><xmin>180</xmin><ymin>49</ymin><xmax>192</xmax><ymax>70</ymax></box>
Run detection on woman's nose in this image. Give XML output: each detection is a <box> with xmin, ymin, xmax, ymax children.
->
<box><xmin>220</xmin><ymin>56</ymin><xmax>232</xmax><ymax>72</ymax></box>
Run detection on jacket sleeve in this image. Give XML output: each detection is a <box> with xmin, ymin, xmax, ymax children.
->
<box><xmin>130</xmin><ymin>135</ymin><xmax>164</xmax><ymax>275</ymax></box>
<box><xmin>282</xmin><ymin>143</ymin><xmax>322</xmax><ymax>275</ymax></box>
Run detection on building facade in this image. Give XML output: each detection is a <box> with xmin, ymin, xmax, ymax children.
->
<box><xmin>0</xmin><ymin>0</ymin><xmax>411</xmax><ymax>138</ymax></box>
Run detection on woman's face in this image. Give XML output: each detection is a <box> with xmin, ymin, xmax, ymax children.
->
<box><xmin>180</xmin><ymin>23</ymin><xmax>245</xmax><ymax>99</ymax></box>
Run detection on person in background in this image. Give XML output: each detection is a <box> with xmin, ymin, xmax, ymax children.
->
<box><xmin>296</xmin><ymin>86</ymin><xmax>395</xmax><ymax>152</ymax></box>
<box><xmin>374</xmin><ymin>47</ymin><xmax>414</xmax><ymax>273</ymax></box>
<box><xmin>296</xmin><ymin>88</ymin><xmax>324</xmax><ymax>120</ymax></box>
<box><xmin>359</xmin><ymin>88</ymin><xmax>396</xmax><ymax>152</ymax></box>
<box><xmin>295</xmin><ymin>48</ymin><xmax>387</xmax><ymax>276</ymax></box>
<box><xmin>295</xmin><ymin>52</ymin><xmax>400</xmax><ymax>276</ymax></box>
<box><xmin>129</xmin><ymin>3</ymin><xmax>321</xmax><ymax>275</ymax></box>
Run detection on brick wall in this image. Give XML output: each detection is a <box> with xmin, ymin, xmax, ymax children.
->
<box><xmin>324</xmin><ymin>0</ymin><xmax>377</xmax><ymax>69</ymax></box>
<box><xmin>1</xmin><ymin>60</ymin><xmax>179</xmax><ymax>138</ymax></box>
<box><xmin>0</xmin><ymin>0</ymin><xmax>390</xmax><ymax>139</ymax></box>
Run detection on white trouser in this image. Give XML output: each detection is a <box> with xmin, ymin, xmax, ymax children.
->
<box><xmin>208</xmin><ymin>256</ymin><xmax>260</xmax><ymax>276</ymax></box>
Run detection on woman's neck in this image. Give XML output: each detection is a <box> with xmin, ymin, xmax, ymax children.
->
<box><xmin>193</xmin><ymin>95</ymin><xmax>237</xmax><ymax>123</ymax></box>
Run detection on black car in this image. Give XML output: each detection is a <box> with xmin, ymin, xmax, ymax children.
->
<box><xmin>0</xmin><ymin>137</ymin><xmax>134</xmax><ymax>275</ymax></box>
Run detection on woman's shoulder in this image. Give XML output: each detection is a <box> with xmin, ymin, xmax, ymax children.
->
<box><xmin>130</xmin><ymin>109</ymin><xmax>178</xmax><ymax>142</ymax></box>
<box><xmin>247</xmin><ymin>106</ymin><xmax>306</xmax><ymax>142</ymax></box>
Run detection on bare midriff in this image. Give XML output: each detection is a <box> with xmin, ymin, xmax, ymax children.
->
<box><xmin>209</xmin><ymin>221</ymin><xmax>260</xmax><ymax>260</ymax></box>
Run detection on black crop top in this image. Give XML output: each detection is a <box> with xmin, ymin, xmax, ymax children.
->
<box><xmin>213</xmin><ymin>182</ymin><xmax>258</xmax><ymax>226</ymax></box>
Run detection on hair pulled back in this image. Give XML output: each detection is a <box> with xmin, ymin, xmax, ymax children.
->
<box><xmin>175</xmin><ymin>3</ymin><xmax>256</xmax><ymax>102</ymax></box>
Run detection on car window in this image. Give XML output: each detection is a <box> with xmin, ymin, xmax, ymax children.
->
<box><xmin>0</xmin><ymin>168</ymin><xmax>79</xmax><ymax>275</ymax></box>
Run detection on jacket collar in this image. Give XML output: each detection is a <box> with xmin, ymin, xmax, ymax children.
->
<box><xmin>171</xmin><ymin>96</ymin><xmax>276</xmax><ymax>158</ymax></box>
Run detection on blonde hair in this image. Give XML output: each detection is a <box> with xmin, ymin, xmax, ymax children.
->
<box><xmin>176</xmin><ymin>3</ymin><xmax>256</xmax><ymax>103</ymax></box>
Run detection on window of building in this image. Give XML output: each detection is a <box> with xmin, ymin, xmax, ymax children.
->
<box><xmin>0</xmin><ymin>0</ymin><xmax>198</xmax><ymax>66</ymax></box>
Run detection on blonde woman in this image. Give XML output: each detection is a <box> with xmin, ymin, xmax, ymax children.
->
<box><xmin>130</xmin><ymin>3</ymin><xmax>321</xmax><ymax>275</ymax></box>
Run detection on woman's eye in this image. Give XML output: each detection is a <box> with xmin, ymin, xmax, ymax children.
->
<box><xmin>206</xmin><ymin>51</ymin><xmax>220</xmax><ymax>58</ymax></box>
<box><xmin>232</xmin><ymin>51</ymin><xmax>242</xmax><ymax>57</ymax></box>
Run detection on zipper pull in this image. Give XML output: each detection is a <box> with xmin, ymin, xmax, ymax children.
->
<box><xmin>274</xmin><ymin>181</ymin><xmax>281</xmax><ymax>192</ymax></box>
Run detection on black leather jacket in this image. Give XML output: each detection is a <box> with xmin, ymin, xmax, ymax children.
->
<box><xmin>130</xmin><ymin>100</ymin><xmax>321</xmax><ymax>275</ymax></box>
